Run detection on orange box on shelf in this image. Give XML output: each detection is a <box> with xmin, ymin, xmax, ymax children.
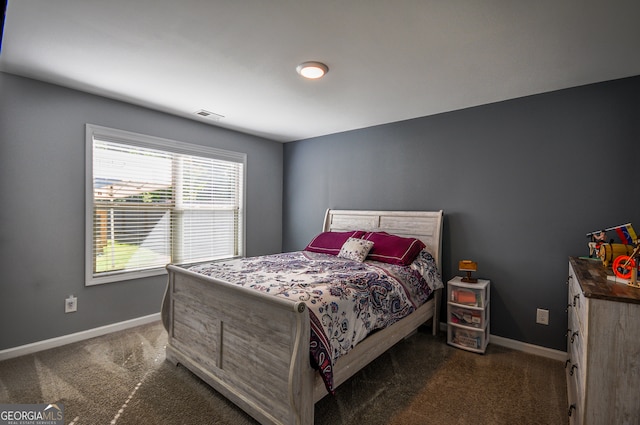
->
<box><xmin>451</xmin><ymin>289</ymin><xmax>477</xmax><ymax>305</ymax></box>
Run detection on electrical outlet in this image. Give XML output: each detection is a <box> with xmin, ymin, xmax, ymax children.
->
<box><xmin>65</xmin><ymin>295</ymin><xmax>77</xmax><ymax>313</ymax></box>
<box><xmin>536</xmin><ymin>308</ymin><xmax>549</xmax><ymax>325</ymax></box>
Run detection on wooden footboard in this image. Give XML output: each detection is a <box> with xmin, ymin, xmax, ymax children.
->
<box><xmin>162</xmin><ymin>264</ymin><xmax>314</xmax><ymax>425</ymax></box>
<box><xmin>162</xmin><ymin>263</ymin><xmax>441</xmax><ymax>424</ymax></box>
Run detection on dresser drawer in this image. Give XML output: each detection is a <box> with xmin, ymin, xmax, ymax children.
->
<box><xmin>568</xmin><ymin>339</ymin><xmax>585</xmax><ymax>404</ymax></box>
<box><xmin>449</xmin><ymin>304</ymin><xmax>486</xmax><ymax>328</ymax></box>
<box><xmin>566</xmin><ymin>363</ymin><xmax>580</xmax><ymax>425</ymax></box>
<box><xmin>567</xmin><ymin>266</ymin><xmax>588</xmax><ymax>336</ymax></box>
<box><xmin>567</xmin><ymin>308</ymin><xmax>584</xmax><ymax>361</ymax></box>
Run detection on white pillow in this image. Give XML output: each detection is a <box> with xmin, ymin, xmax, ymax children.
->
<box><xmin>338</xmin><ymin>237</ymin><xmax>374</xmax><ymax>262</ymax></box>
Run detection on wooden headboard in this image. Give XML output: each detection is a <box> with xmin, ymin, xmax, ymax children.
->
<box><xmin>323</xmin><ymin>209</ymin><xmax>444</xmax><ymax>270</ymax></box>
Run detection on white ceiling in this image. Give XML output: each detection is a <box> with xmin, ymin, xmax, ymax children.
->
<box><xmin>2</xmin><ymin>1</ymin><xmax>640</xmax><ymax>142</ymax></box>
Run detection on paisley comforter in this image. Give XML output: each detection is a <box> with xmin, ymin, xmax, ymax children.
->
<box><xmin>188</xmin><ymin>249</ymin><xmax>442</xmax><ymax>393</ymax></box>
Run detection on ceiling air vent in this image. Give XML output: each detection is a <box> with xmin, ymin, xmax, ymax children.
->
<box><xmin>194</xmin><ymin>109</ymin><xmax>225</xmax><ymax>121</ymax></box>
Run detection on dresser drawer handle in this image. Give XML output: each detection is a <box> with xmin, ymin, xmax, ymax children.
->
<box><xmin>566</xmin><ymin>275</ymin><xmax>573</xmax><ymax>285</ymax></box>
<box><xmin>570</xmin><ymin>364</ymin><xmax>578</xmax><ymax>376</ymax></box>
<box><xmin>571</xmin><ymin>331</ymin><xmax>579</xmax><ymax>343</ymax></box>
<box><xmin>566</xmin><ymin>303</ymin><xmax>572</xmax><ymax>312</ymax></box>
<box><xmin>565</xmin><ymin>359</ymin><xmax>571</xmax><ymax>368</ymax></box>
<box><xmin>568</xmin><ymin>404</ymin><xmax>576</xmax><ymax>417</ymax></box>
<box><xmin>573</xmin><ymin>294</ymin><xmax>580</xmax><ymax>306</ymax></box>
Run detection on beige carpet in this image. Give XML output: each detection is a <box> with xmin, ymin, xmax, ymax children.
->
<box><xmin>0</xmin><ymin>322</ymin><xmax>568</xmax><ymax>424</ymax></box>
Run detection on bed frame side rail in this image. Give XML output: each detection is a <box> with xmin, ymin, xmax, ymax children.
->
<box><xmin>312</xmin><ymin>287</ymin><xmax>441</xmax><ymax>401</ymax></box>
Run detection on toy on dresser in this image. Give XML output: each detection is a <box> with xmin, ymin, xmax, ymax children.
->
<box><xmin>613</xmin><ymin>244</ymin><xmax>640</xmax><ymax>287</ymax></box>
<box><xmin>587</xmin><ymin>223</ymin><xmax>639</xmax><ymax>288</ymax></box>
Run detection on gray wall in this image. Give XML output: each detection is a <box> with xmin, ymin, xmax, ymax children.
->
<box><xmin>283</xmin><ymin>76</ymin><xmax>640</xmax><ymax>351</ymax></box>
<box><xmin>0</xmin><ymin>73</ymin><xmax>283</xmax><ymax>350</ymax></box>
<box><xmin>3</xmin><ymin>71</ymin><xmax>638</xmax><ymax>353</ymax></box>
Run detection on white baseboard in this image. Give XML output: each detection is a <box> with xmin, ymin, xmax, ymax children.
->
<box><xmin>0</xmin><ymin>313</ymin><xmax>161</xmax><ymax>361</ymax></box>
<box><xmin>489</xmin><ymin>334</ymin><xmax>567</xmax><ymax>361</ymax></box>
<box><xmin>438</xmin><ymin>322</ymin><xmax>567</xmax><ymax>362</ymax></box>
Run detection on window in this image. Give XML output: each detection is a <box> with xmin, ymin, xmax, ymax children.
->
<box><xmin>85</xmin><ymin>124</ymin><xmax>245</xmax><ymax>285</ymax></box>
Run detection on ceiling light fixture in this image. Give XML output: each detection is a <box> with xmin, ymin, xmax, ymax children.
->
<box><xmin>296</xmin><ymin>61</ymin><xmax>329</xmax><ymax>79</ymax></box>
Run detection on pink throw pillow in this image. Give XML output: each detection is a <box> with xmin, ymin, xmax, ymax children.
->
<box><xmin>304</xmin><ymin>231</ymin><xmax>366</xmax><ymax>255</ymax></box>
<box><xmin>362</xmin><ymin>232</ymin><xmax>426</xmax><ymax>265</ymax></box>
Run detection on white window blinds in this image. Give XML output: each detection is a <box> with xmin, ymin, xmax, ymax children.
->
<box><xmin>86</xmin><ymin>125</ymin><xmax>245</xmax><ymax>285</ymax></box>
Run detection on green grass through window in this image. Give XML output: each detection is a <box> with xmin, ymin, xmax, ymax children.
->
<box><xmin>95</xmin><ymin>241</ymin><xmax>167</xmax><ymax>273</ymax></box>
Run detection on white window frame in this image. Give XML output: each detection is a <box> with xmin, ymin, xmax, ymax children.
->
<box><xmin>85</xmin><ymin>124</ymin><xmax>246</xmax><ymax>286</ymax></box>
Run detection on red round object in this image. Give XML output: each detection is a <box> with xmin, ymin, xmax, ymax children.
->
<box><xmin>612</xmin><ymin>255</ymin><xmax>637</xmax><ymax>280</ymax></box>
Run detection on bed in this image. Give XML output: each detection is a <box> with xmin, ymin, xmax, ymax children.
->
<box><xmin>161</xmin><ymin>209</ymin><xmax>444</xmax><ymax>425</ymax></box>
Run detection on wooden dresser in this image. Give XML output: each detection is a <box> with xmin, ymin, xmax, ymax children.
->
<box><xmin>566</xmin><ymin>257</ymin><xmax>640</xmax><ymax>425</ymax></box>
